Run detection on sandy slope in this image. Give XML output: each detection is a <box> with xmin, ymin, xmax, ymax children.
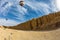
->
<box><xmin>0</xmin><ymin>28</ymin><xmax>60</xmax><ymax>40</ymax></box>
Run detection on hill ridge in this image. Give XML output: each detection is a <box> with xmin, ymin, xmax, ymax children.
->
<box><xmin>3</xmin><ymin>12</ymin><xmax>60</xmax><ymax>31</ymax></box>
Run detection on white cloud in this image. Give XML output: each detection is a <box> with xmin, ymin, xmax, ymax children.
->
<box><xmin>55</xmin><ymin>0</ymin><xmax>60</xmax><ymax>11</ymax></box>
<box><xmin>0</xmin><ymin>18</ymin><xmax>20</xmax><ymax>27</ymax></box>
<box><xmin>0</xmin><ymin>1</ymin><xmax>13</xmax><ymax>16</ymax></box>
<box><xmin>25</xmin><ymin>0</ymin><xmax>58</xmax><ymax>15</ymax></box>
<box><xmin>0</xmin><ymin>0</ymin><xmax>59</xmax><ymax>26</ymax></box>
<box><xmin>17</xmin><ymin>5</ymin><xmax>27</xmax><ymax>15</ymax></box>
<box><xmin>0</xmin><ymin>0</ymin><xmax>58</xmax><ymax>16</ymax></box>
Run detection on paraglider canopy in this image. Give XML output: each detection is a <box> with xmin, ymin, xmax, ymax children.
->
<box><xmin>19</xmin><ymin>0</ymin><xmax>24</xmax><ymax>6</ymax></box>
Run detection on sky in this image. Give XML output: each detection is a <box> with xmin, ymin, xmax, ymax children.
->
<box><xmin>0</xmin><ymin>0</ymin><xmax>60</xmax><ymax>26</ymax></box>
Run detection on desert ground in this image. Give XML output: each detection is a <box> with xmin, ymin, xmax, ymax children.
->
<box><xmin>0</xmin><ymin>28</ymin><xmax>60</xmax><ymax>40</ymax></box>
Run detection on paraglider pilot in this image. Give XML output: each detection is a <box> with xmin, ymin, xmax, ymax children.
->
<box><xmin>19</xmin><ymin>0</ymin><xmax>24</xmax><ymax>6</ymax></box>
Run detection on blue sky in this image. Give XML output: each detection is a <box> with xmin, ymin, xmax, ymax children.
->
<box><xmin>0</xmin><ymin>0</ymin><xmax>59</xmax><ymax>26</ymax></box>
